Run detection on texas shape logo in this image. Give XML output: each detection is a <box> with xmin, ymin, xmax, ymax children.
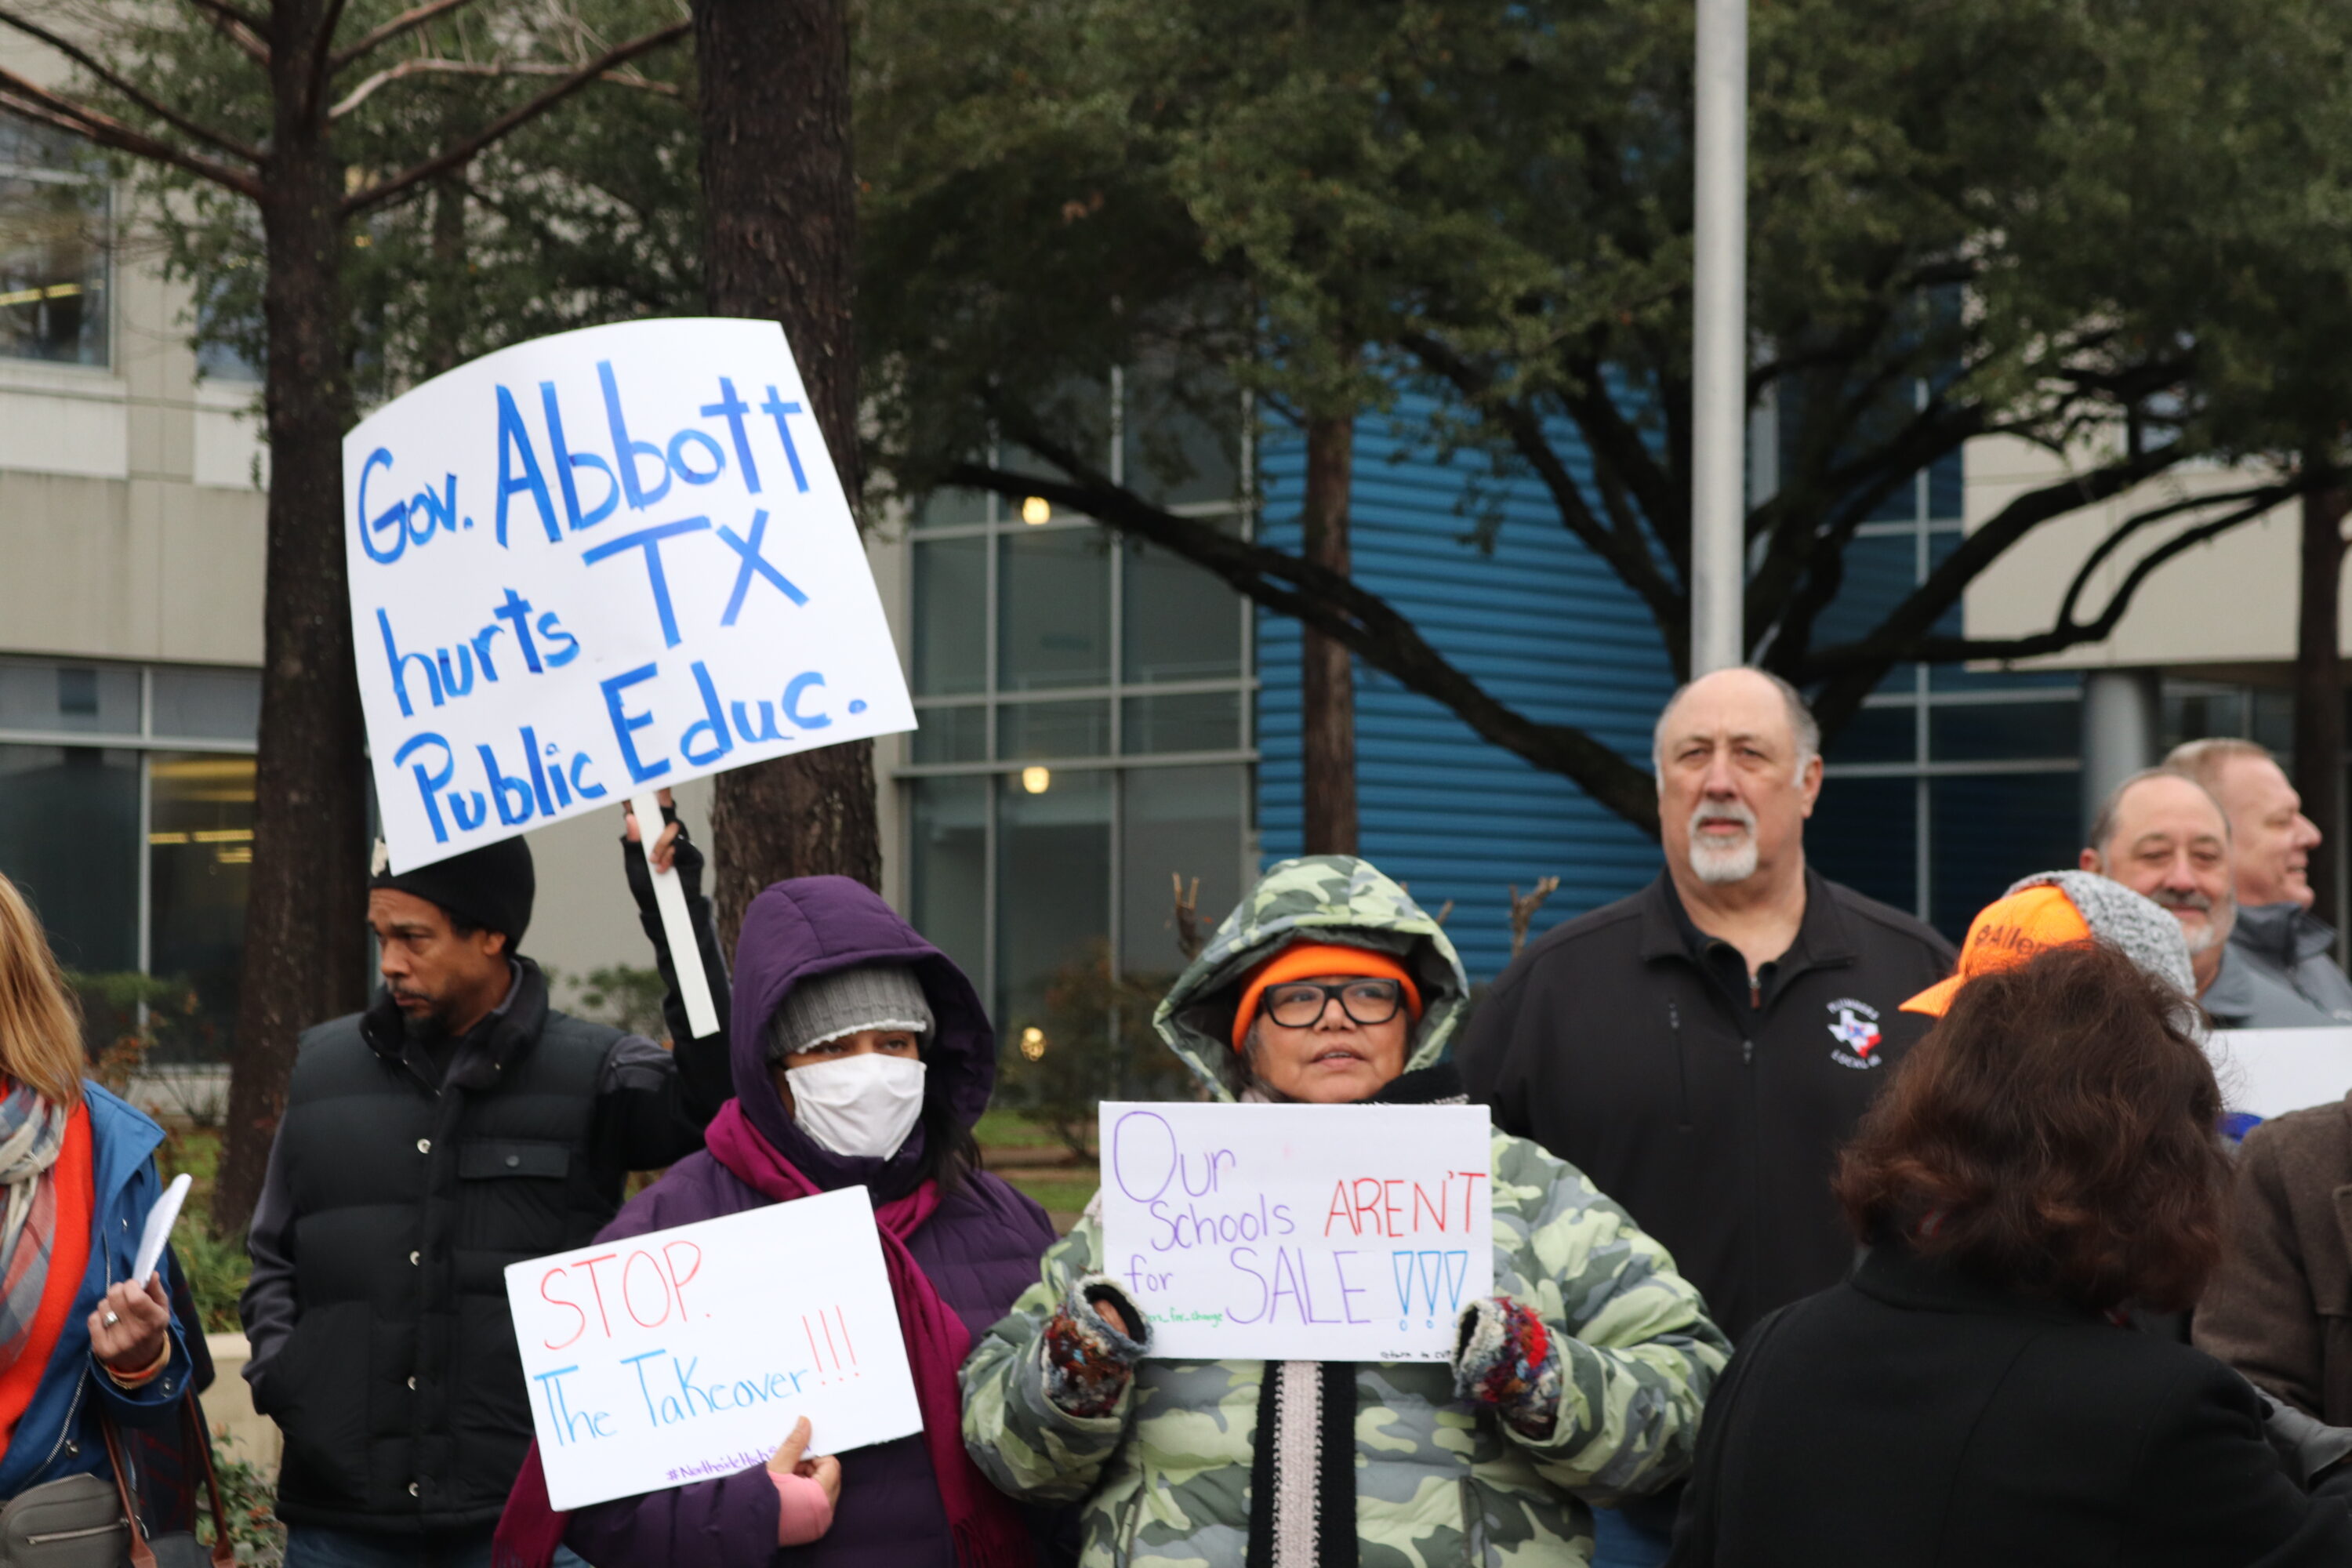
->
<box><xmin>1826</xmin><ymin>998</ymin><xmax>1883</xmax><ymax>1069</ymax></box>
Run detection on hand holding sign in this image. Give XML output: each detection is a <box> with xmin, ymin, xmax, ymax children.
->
<box><xmin>504</xmin><ymin>1188</ymin><xmax>920</xmax><ymax>1509</ymax></box>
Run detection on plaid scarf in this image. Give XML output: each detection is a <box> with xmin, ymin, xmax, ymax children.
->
<box><xmin>0</xmin><ymin>1081</ymin><xmax>69</xmax><ymax>1370</ymax></box>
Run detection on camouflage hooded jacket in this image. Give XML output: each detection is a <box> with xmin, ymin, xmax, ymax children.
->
<box><xmin>960</xmin><ymin>856</ymin><xmax>1731</xmax><ymax>1567</ymax></box>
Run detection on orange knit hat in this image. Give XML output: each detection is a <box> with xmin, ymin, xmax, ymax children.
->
<box><xmin>1229</xmin><ymin>942</ymin><xmax>1423</xmax><ymax>1051</ymax></box>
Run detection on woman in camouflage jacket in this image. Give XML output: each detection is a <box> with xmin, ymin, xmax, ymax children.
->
<box><xmin>960</xmin><ymin>855</ymin><xmax>1731</xmax><ymax>1568</ymax></box>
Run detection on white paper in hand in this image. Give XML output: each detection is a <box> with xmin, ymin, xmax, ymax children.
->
<box><xmin>132</xmin><ymin>1172</ymin><xmax>192</xmax><ymax>1286</ymax></box>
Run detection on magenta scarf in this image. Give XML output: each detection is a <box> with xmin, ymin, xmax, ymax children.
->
<box><xmin>494</xmin><ymin>1100</ymin><xmax>1031</xmax><ymax>1568</ymax></box>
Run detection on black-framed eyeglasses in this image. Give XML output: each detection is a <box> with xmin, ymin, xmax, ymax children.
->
<box><xmin>1261</xmin><ymin>979</ymin><xmax>1406</xmax><ymax>1029</ymax></box>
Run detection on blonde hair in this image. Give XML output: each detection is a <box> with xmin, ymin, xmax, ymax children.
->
<box><xmin>0</xmin><ymin>875</ymin><xmax>85</xmax><ymax>1106</ymax></box>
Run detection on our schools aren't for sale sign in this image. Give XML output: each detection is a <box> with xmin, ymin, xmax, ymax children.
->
<box><xmin>345</xmin><ymin>317</ymin><xmax>914</xmax><ymax>872</ymax></box>
<box><xmin>1095</xmin><ymin>1101</ymin><xmax>1495</xmax><ymax>1363</ymax></box>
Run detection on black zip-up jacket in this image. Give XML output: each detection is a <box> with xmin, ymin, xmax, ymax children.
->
<box><xmin>1458</xmin><ymin>868</ymin><xmax>1954</xmax><ymax>1344</ymax></box>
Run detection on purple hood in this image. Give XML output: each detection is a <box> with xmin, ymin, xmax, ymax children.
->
<box><xmin>728</xmin><ymin>876</ymin><xmax>996</xmax><ymax>1201</ymax></box>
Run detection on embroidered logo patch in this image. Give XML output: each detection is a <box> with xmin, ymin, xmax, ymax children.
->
<box><xmin>1826</xmin><ymin>997</ymin><xmax>1884</xmax><ymax>1069</ymax></box>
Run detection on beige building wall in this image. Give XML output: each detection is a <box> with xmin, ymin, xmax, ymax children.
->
<box><xmin>1961</xmin><ymin>431</ymin><xmax>2314</xmax><ymax>673</ymax></box>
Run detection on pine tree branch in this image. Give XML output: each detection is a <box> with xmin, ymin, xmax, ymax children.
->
<box><xmin>0</xmin><ymin>69</ymin><xmax>262</xmax><ymax>198</ymax></box>
<box><xmin>328</xmin><ymin>0</ymin><xmax>482</xmax><ymax>74</ymax></box>
<box><xmin>330</xmin><ymin>54</ymin><xmax>678</xmax><ymax>119</ymax></box>
<box><xmin>339</xmin><ymin>20</ymin><xmax>688</xmax><ymax>216</ymax></box>
<box><xmin>0</xmin><ymin>7</ymin><xmax>264</xmax><ymax>165</ymax></box>
<box><xmin>181</xmin><ymin>0</ymin><xmax>269</xmax><ymax>65</ymax></box>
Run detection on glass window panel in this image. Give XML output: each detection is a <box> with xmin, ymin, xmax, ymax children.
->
<box><xmin>1123</xmin><ymin>536</ymin><xmax>1243</xmax><ymax>684</ymax></box>
<box><xmin>2253</xmin><ymin>689</ymin><xmax>2294</xmax><ymax>757</ymax></box>
<box><xmin>910</xmin><ymin>704</ymin><xmax>987</xmax><ymax>764</ymax></box>
<box><xmin>0</xmin><ymin>744</ymin><xmax>137</xmax><ymax>973</ymax></box>
<box><xmin>909</xmin><ymin>776</ymin><xmax>987</xmax><ymax>985</ymax></box>
<box><xmin>0</xmin><ymin>659</ymin><xmax>138</xmax><ymax>735</ymax></box>
<box><xmin>151</xmin><ymin>667</ymin><xmax>260</xmax><ymax>741</ymax></box>
<box><xmin>1926</xmin><ymin>453</ymin><xmax>1962</xmax><ymax>521</ymax></box>
<box><xmin>997</xmin><ymin>768</ymin><xmax>1111</xmax><ymax>1036</ymax></box>
<box><xmin>916</xmin><ymin>486</ymin><xmax>990</xmax><ymax>531</ymax></box>
<box><xmin>1930</xmin><ymin>772</ymin><xmax>2082</xmax><ymax>938</ymax></box>
<box><xmin>1825</xmin><ymin>704</ymin><xmax>1915</xmax><ymax>766</ymax></box>
<box><xmin>1805</xmin><ymin>775</ymin><xmax>1917</xmax><ymax>918</ymax></box>
<box><xmin>0</xmin><ymin>121</ymin><xmax>107</xmax><ymax>367</ymax></box>
<box><xmin>2163</xmin><ymin>684</ymin><xmax>2247</xmax><ymax>749</ymax></box>
<box><xmin>1929</xmin><ymin>701</ymin><xmax>2081</xmax><ymax>763</ymax></box>
<box><xmin>1120</xmin><ymin>766</ymin><xmax>1243</xmax><ymax>976</ymax></box>
<box><xmin>1121</xmin><ymin>691</ymin><xmax>1240</xmax><ymax>755</ymax></box>
<box><xmin>147</xmin><ymin>752</ymin><xmax>254</xmax><ymax>1062</ymax></box>
<box><xmin>913</xmin><ymin>537</ymin><xmax>986</xmax><ymax>696</ymax></box>
<box><xmin>999</xmin><ymin>699</ymin><xmax>1109</xmax><ymax>760</ymax></box>
<box><xmin>1000</xmin><ymin>529</ymin><xmax>1109</xmax><ymax>691</ymax></box>
<box><xmin>1809</xmin><ymin>535</ymin><xmax>1918</xmax><ymax>649</ymax></box>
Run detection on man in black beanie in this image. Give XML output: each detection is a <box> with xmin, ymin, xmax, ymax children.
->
<box><xmin>239</xmin><ymin>815</ymin><xmax>731</xmax><ymax>1568</ymax></box>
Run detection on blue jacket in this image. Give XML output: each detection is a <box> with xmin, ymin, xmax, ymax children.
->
<box><xmin>0</xmin><ymin>1083</ymin><xmax>191</xmax><ymax>1501</ymax></box>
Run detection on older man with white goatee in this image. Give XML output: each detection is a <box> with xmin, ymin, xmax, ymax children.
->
<box><xmin>1461</xmin><ymin>669</ymin><xmax>1955</xmax><ymax>1341</ymax></box>
<box><xmin>1461</xmin><ymin>669</ymin><xmax>1954</xmax><ymax>1566</ymax></box>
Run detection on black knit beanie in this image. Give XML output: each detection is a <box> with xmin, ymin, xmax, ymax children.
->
<box><xmin>371</xmin><ymin>836</ymin><xmax>535</xmax><ymax>949</ymax></box>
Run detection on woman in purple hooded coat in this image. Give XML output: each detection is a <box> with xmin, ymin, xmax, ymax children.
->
<box><xmin>496</xmin><ymin>814</ymin><xmax>1061</xmax><ymax>1568</ymax></box>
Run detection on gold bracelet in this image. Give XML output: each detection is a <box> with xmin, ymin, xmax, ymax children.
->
<box><xmin>102</xmin><ymin>1340</ymin><xmax>171</xmax><ymax>1389</ymax></box>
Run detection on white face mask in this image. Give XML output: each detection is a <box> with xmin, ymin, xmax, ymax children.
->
<box><xmin>783</xmin><ymin>1053</ymin><xmax>928</xmax><ymax>1160</ymax></box>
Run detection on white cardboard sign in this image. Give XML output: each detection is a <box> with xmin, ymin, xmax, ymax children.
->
<box><xmin>2206</xmin><ymin>1027</ymin><xmax>2352</xmax><ymax>1125</ymax></box>
<box><xmin>503</xmin><ymin>1187</ymin><xmax>921</xmax><ymax>1511</ymax></box>
<box><xmin>1095</xmin><ymin>1102</ymin><xmax>1494</xmax><ymax>1362</ymax></box>
<box><xmin>345</xmin><ymin>317</ymin><xmax>913</xmax><ymax>873</ymax></box>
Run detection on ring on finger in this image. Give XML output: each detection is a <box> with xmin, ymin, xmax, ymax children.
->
<box><xmin>101</xmin><ymin>1312</ymin><xmax>119</xmax><ymax>1327</ymax></box>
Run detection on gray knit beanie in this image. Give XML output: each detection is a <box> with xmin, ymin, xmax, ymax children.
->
<box><xmin>768</xmin><ymin>964</ymin><xmax>935</xmax><ymax>1062</ymax></box>
<box><xmin>2006</xmin><ymin>869</ymin><xmax>2197</xmax><ymax>999</ymax></box>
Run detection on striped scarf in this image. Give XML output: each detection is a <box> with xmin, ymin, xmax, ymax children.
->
<box><xmin>0</xmin><ymin>1081</ymin><xmax>68</xmax><ymax>1371</ymax></box>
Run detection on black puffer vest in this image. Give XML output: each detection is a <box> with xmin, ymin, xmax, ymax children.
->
<box><xmin>270</xmin><ymin>962</ymin><xmax>623</xmax><ymax>1533</ymax></box>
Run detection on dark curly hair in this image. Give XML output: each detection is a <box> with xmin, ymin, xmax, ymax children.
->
<box><xmin>1832</xmin><ymin>939</ymin><xmax>2228</xmax><ymax>1315</ymax></box>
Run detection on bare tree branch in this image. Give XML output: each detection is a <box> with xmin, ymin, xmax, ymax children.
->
<box><xmin>340</xmin><ymin>20</ymin><xmax>688</xmax><ymax>216</ymax></box>
<box><xmin>328</xmin><ymin>0</ymin><xmax>483</xmax><ymax>74</ymax></box>
<box><xmin>0</xmin><ymin>69</ymin><xmax>262</xmax><ymax>198</ymax></box>
<box><xmin>953</xmin><ymin>412</ymin><xmax>1663</xmax><ymax>833</ymax></box>
<box><xmin>0</xmin><ymin>6</ymin><xmax>264</xmax><ymax>164</ymax></box>
<box><xmin>181</xmin><ymin>0</ymin><xmax>269</xmax><ymax>65</ymax></box>
<box><xmin>1887</xmin><ymin>489</ymin><xmax>2294</xmax><ymax>665</ymax></box>
<box><xmin>1793</xmin><ymin>448</ymin><xmax>2220</xmax><ymax>731</ymax></box>
<box><xmin>332</xmin><ymin>54</ymin><xmax>678</xmax><ymax>119</ymax></box>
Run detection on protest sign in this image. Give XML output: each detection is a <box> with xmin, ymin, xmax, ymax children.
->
<box><xmin>503</xmin><ymin>1187</ymin><xmax>921</xmax><ymax>1511</ymax></box>
<box><xmin>2206</xmin><ymin>1027</ymin><xmax>2352</xmax><ymax>1129</ymax></box>
<box><xmin>1095</xmin><ymin>1101</ymin><xmax>1494</xmax><ymax>1362</ymax></box>
<box><xmin>344</xmin><ymin>316</ymin><xmax>913</xmax><ymax>877</ymax></box>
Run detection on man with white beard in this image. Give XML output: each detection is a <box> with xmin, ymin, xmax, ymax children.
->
<box><xmin>1460</xmin><ymin>668</ymin><xmax>1955</xmax><ymax>1342</ymax></box>
<box><xmin>1460</xmin><ymin>670</ymin><xmax>1955</xmax><ymax>1564</ymax></box>
<box><xmin>2080</xmin><ymin>768</ymin><xmax>2332</xmax><ymax>1028</ymax></box>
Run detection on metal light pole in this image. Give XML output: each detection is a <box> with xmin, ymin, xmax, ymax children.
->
<box><xmin>1690</xmin><ymin>0</ymin><xmax>1748</xmax><ymax>676</ymax></box>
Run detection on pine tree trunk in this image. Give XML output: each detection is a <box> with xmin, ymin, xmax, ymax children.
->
<box><xmin>1301</xmin><ymin>413</ymin><xmax>1358</xmax><ymax>855</ymax></box>
<box><xmin>213</xmin><ymin>4</ymin><xmax>370</xmax><ymax>1233</ymax></box>
<box><xmin>692</xmin><ymin>0</ymin><xmax>880</xmax><ymax>949</ymax></box>
<box><xmin>2296</xmin><ymin>466</ymin><xmax>2347</xmax><ymax>940</ymax></box>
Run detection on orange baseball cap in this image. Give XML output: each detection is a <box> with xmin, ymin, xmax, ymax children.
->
<box><xmin>1900</xmin><ymin>884</ymin><xmax>2093</xmax><ymax>1016</ymax></box>
<box><xmin>1230</xmin><ymin>942</ymin><xmax>1423</xmax><ymax>1050</ymax></box>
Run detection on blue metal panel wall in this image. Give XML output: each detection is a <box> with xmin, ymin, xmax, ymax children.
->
<box><xmin>1257</xmin><ymin>395</ymin><xmax>1676</xmax><ymax>982</ymax></box>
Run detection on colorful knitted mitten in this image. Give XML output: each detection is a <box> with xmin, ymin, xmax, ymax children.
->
<box><xmin>1453</xmin><ymin>1295</ymin><xmax>1561</xmax><ymax>1439</ymax></box>
<box><xmin>1041</xmin><ymin>1275</ymin><xmax>1151</xmax><ymax>1418</ymax></box>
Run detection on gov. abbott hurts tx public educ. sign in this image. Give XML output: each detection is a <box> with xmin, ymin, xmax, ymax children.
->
<box><xmin>345</xmin><ymin>318</ymin><xmax>914</xmax><ymax>873</ymax></box>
